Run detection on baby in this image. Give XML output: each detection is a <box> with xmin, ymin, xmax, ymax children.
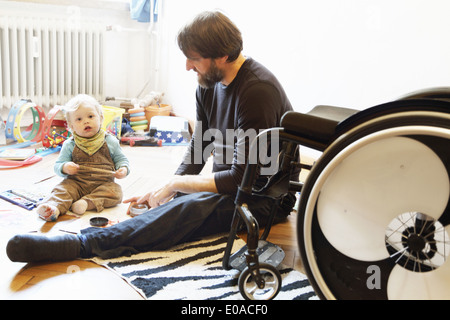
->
<box><xmin>37</xmin><ymin>94</ymin><xmax>130</xmax><ymax>221</ymax></box>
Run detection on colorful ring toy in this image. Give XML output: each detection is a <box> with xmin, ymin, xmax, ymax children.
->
<box><xmin>5</xmin><ymin>100</ymin><xmax>28</xmax><ymax>140</ymax></box>
<box><xmin>129</xmin><ymin>112</ymin><xmax>145</xmax><ymax>117</ymax></box>
<box><xmin>6</xmin><ymin>100</ymin><xmax>46</xmax><ymax>142</ymax></box>
<box><xmin>131</xmin><ymin>125</ymin><xmax>148</xmax><ymax>131</ymax></box>
<box><xmin>128</xmin><ymin>108</ymin><xmax>145</xmax><ymax>114</ymax></box>
<box><xmin>130</xmin><ymin>120</ymin><xmax>148</xmax><ymax>126</ymax></box>
<box><xmin>128</xmin><ymin>115</ymin><xmax>146</xmax><ymax>122</ymax></box>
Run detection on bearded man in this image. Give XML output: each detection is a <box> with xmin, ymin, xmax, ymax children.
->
<box><xmin>7</xmin><ymin>11</ymin><xmax>297</xmax><ymax>262</ymax></box>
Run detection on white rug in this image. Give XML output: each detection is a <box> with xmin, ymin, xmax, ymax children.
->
<box><xmin>90</xmin><ymin>235</ymin><xmax>317</xmax><ymax>300</ymax></box>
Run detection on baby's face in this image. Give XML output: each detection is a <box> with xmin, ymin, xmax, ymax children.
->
<box><xmin>69</xmin><ymin>104</ymin><xmax>102</xmax><ymax>138</ymax></box>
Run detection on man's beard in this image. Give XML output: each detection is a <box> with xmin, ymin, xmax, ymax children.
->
<box><xmin>197</xmin><ymin>60</ymin><xmax>224</xmax><ymax>89</ymax></box>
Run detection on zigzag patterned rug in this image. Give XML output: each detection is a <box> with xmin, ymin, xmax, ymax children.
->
<box><xmin>90</xmin><ymin>235</ymin><xmax>317</xmax><ymax>300</ymax></box>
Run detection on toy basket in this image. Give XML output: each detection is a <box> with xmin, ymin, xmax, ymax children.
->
<box><xmin>144</xmin><ymin>104</ymin><xmax>171</xmax><ymax>130</ymax></box>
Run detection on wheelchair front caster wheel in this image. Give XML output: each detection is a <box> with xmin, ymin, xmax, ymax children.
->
<box><xmin>238</xmin><ymin>263</ymin><xmax>282</xmax><ymax>300</ymax></box>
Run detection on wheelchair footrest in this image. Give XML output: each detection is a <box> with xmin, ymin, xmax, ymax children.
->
<box><xmin>229</xmin><ymin>240</ymin><xmax>285</xmax><ymax>271</ymax></box>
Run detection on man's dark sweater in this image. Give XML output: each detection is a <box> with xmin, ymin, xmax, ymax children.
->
<box><xmin>176</xmin><ymin>57</ymin><xmax>295</xmax><ymax>195</ymax></box>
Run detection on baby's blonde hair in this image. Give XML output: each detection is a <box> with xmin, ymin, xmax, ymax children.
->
<box><xmin>64</xmin><ymin>94</ymin><xmax>103</xmax><ymax>124</ymax></box>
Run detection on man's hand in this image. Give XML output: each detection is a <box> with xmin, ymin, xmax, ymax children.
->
<box><xmin>123</xmin><ymin>174</ymin><xmax>218</xmax><ymax>209</ymax></box>
<box><xmin>123</xmin><ymin>182</ymin><xmax>176</xmax><ymax>209</ymax></box>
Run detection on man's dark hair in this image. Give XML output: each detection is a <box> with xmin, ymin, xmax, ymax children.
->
<box><xmin>177</xmin><ymin>11</ymin><xmax>243</xmax><ymax>62</ymax></box>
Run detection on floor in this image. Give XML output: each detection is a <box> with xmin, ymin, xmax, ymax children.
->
<box><xmin>0</xmin><ymin>142</ymin><xmax>314</xmax><ymax>300</ymax></box>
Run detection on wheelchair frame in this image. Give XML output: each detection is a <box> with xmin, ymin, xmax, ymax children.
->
<box><xmin>223</xmin><ymin>87</ymin><xmax>450</xmax><ymax>300</ymax></box>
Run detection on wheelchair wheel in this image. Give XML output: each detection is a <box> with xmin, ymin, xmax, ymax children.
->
<box><xmin>297</xmin><ymin>110</ymin><xmax>450</xmax><ymax>299</ymax></box>
<box><xmin>238</xmin><ymin>263</ymin><xmax>282</xmax><ymax>300</ymax></box>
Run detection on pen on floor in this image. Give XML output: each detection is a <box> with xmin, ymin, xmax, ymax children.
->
<box><xmin>34</xmin><ymin>175</ymin><xmax>56</xmax><ymax>184</ymax></box>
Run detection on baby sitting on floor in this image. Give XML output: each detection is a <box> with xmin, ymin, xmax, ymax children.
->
<box><xmin>37</xmin><ymin>94</ymin><xmax>130</xmax><ymax>221</ymax></box>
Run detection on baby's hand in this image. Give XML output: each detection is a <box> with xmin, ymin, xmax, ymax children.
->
<box><xmin>63</xmin><ymin>162</ymin><xmax>80</xmax><ymax>175</ymax></box>
<box><xmin>114</xmin><ymin>167</ymin><xmax>128</xmax><ymax>179</ymax></box>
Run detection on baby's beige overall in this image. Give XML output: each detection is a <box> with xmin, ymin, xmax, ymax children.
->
<box><xmin>45</xmin><ymin>142</ymin><xmax>123</xmax><ymax>215</ymax></box>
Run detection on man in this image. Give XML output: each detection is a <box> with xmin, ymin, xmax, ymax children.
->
<box><xmin>7</xmin><ymin>11</ymin><xmax>297</xmax><ymax>262</ymax></box>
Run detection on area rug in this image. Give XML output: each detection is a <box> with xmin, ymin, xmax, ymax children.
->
<box><xmin>90</xmin><ymin>235</ymin><xmax>317</xmax><ymax>300</ymax></box>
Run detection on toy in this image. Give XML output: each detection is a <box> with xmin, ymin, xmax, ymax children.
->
<box><xmin>129</xmin><ymin>136</ymin><xmax>161</xmax><ymax>147</ymax></box>
<box><xmin>149</xmin><ymin>116</ymin><xmax>190</xmax><ymax>145</ymax></box>
<box><xmin>144</xmin><ymin>104</ymin><xmax>172</xmax><ymax>130</ymax></box>
<box><xmin>0</xmin><ymin>140</ymin><xmax>36</xmax><ymax>152</ymax></box>
<box><xmin>77</xmin><ymin>165</ymin><xmax>115</xmax><ymax>175</ymax></box>
<box><xmin>41</xmin><ymin>105</ymin><xmax>64</xmax><ymax>142</ymax></box>
<box><xmin>0</xmin><ymin>189</ymin><xmax>47</xmax><ymax>210</ymax></box>
<box><xmin>102</xmin><ymin>105</ymin><xmax>125</xmax><ymax>138</ymax></box>
<box><xmin>35</xmin><ymin>145</ymin><xmax>61</xmax><ymax>156</ymax></box>
<box><xmin>131</xmin><ymin>91</ymin><xmax>164</xmax><ymax>108</ymax></box>
<box><xmin>0</xmin><ymin>154</ymin><xmax>42</xmax><ymax>168</ymax></box>
<box><xmin>5</xmin><ymin>99</ymin><xmax>46</xmax><ymax>142</ymax></box>
<box><xmin>0</xmin><ymin>190</ymin><xmax>37</xmax><ymax>210</ymax></box>
<box><xmin>128</xmin><ymin>108</ymin><xmax>148</xmax><ymax>132</ymax></box>
<box><xmin>0</xmin><ymin>148</ymin><xmax>35</xmax><ymax>160</ymax></box>
<box><xmin>0</xmin><ymin>100</ymin><xmax>125</xmax><ymax>168</ymax></box>
<box><xmin>127</xmin><ymin>202</ymin><xmax>149</xmax><ymax>217</ymax></box>
<box><xmin>0</xmin><ymin>141</ymin><xmax>40</xmax><ymax>166</ymax></box>
<box><xmin>42</xmin><ymin>127</ymin><xmax>70</xmax><ymax>148</ymax></box>
<box><xmin>120</xmin><ymin>132</ymin><xmax>162</xmax><ymax>147</ymax></box>
<box><xmin>42</xmin><ymin>105</ymin><xmax>70</xmax><ymax>148</ymax></box>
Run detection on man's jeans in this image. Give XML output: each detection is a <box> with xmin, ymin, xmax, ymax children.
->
<box><xmin>79</xmin><ymin>192</ymin><xmax>288</xmax><ymax>259</ymax></box>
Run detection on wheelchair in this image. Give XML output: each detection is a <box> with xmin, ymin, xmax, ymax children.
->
<box><xmin>223</xmin><ymin>87</ymin><xmax>450</xmax><ymax>300</ymax></box>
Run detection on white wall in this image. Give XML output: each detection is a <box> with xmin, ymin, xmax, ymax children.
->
<box><xmin>159</xmin><ymin>0</ymin><xmax>450</xmax><ymax>119</ymax></box>
<box><xmin>3</xmin><ymin>0</ymin><xmax>450</xmax><ymax>120</ymax></box>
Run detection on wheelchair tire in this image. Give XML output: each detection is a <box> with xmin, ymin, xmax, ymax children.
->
<box><xmin>238</xmin><ymin>263</ymin><xmax>282</xmax><ymax>300</ymax></box>
<box><xmin>297</xmin><ymin>110</ymin><xmax>450</xmax><ymax>299</ymax></box>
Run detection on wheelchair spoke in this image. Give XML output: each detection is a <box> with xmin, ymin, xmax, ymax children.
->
<box><xmin>389</xmin><ymin>246</ymin><xmax>409</xmax><ymax>261</ymax></box>
<box><xmin>248</xmin><ymin>285</ymin><xmax>258</xmax><ymax>295</ymax></box>
<box><xmin>385</xmin><ymin>212</ymin><xmax>449</xmax><ymax>273</ymax></box>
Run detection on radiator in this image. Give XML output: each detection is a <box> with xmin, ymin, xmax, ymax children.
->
<box><xmin>0</xmin><ymin>15</ymin><xmax>104</xmax><ymax>110</ymax></box>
